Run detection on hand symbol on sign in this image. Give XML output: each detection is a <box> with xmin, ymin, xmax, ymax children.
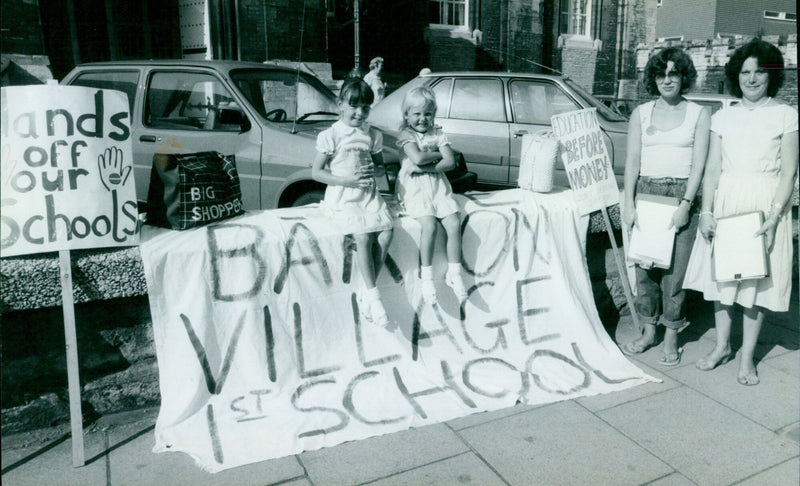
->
<box><xmin>97</xmin><ymin>147</ymin><xmax>132</xmax><ymax>191</ymax></box>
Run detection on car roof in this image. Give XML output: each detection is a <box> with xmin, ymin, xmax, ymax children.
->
<box><xmin>72</xmin><ymin>59</ymin><xmax>299</xmax><ymax>71</ymax></box>
<box><xmin>685</xmin><ymin>93</ymin><xmax>738</xmax><ymax>100</ymax></box>
<box><xmin>419</xmin><ymin>71</ymin><xmax>567</xmax><ymax>82</ymax></box>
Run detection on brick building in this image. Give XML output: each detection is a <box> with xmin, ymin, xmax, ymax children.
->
<box><xmin>655</xmin><ymin>0</ymin><xmax>797</xmax><ymax>41</ymax></box>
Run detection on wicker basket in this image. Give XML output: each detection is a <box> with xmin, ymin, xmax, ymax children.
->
<box><xmin>518</xmin><ymin>130</ymin><xmax>559</xmax><ymax>193</ymax></box>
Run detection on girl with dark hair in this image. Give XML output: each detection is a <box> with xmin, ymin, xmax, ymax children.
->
<box><xmin>683</xmin><ymin>39</ymin><xmax>798</xmax><ymax>385</ymax></box>
<box><xmin>311</xmin><ymin>78</ymin><xmax>394</xmax><ymax>327</ymax></box>
<box><xmin>620</xmin><ymin>47</ymin><xmax>711</xmax><ymax>366</ymax></box>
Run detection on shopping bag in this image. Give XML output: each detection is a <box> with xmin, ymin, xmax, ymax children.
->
<box><xmin>146</xmin><ymin>151</ymin><xmax>245</xmax><ymax>230</ymax></box>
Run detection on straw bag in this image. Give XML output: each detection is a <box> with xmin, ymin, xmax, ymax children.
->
<box><xmin>518</xmin><ymin>130</ymin><xmax>559</xmax><ymax>193</ymax></box>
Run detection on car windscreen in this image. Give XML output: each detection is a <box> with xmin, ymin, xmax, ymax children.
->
<box><xmin>230</xmin><ymin>68</ymin><xmax>338</xmax><ymax>122</ymax></box>
<box><xmin>564</xmin><ymin>79</ymin><xmax>628</xmax><ymax>122</ymax></box>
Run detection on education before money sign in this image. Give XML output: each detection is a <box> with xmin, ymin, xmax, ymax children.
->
<box><xmin>1</xmin><ymin>85</ymin><xmax>138</xmax><ymax>257</ymax></box>
<box><xmin>550</xmin><ymin>108</ymin><xmax>619</xmax><ymax>215</ymax></box>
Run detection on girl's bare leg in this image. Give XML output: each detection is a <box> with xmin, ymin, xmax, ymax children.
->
<box><xmin>696</xmin><ymin>302</ymin><xmax>733</xmax><ymax>370</ymax></box>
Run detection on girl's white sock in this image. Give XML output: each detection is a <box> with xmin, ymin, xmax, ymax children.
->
<box><xmin>421</xmin><ymin>265</ymin><xmax>434</xmax><ymax>280</ymax></box>
<box><xmin>363</xmin><ymin>286</ymin><xmax>381</xmax><ymax>301</ymax></box>
<box><xmin>447</xmin><ymin>263</ymin><xmax>461</xmax><ymax>276</ymax></box>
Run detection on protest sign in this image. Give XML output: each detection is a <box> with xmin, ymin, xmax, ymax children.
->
<box><xmin>551</xmin><ymin>108</ymin><xmax>639</xmax><ymax>331</ymax></box>
<box><xmin>140</xmin><ymin>189</ymin><xmax>656</xmax><ymax>472</ymax></box>
<box><xmin>550</xmin><ymin>108</ymin><xmax>619</xmax><ymax>215</ymax></box>
<box><xmin>1</xmin><ymin>85</ymin><xmax>138</xmax><ymax>257</ymax></box>
<box><xmin>1</xmin><ymin>84</ymin><xmax>137</xmax><ymax>467</ymax></box>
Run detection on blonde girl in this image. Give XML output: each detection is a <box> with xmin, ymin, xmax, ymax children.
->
<box><xmin>395</xmin><ymin>86</ymin><xmax>467</xmax><ymax>303</ymax></box>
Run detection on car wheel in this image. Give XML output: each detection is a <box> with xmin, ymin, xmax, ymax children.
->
<box><xmin>291</xmin><ymin>190</ymin><xmax>325</xmax><ymax>207</ymax></box>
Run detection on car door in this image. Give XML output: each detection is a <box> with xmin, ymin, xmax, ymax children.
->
<box><xmin>134</xmin><ymin>68</ymin><xmax>263</xmax><ymax>209</ymax></box>
<box><xmin>507</xmin><ymin>79</ymin><xmax>582</xmax><ymax>184</ymax></box>
<box><xmin>431</xmin><ymin>77</ymin><xmax>510</xmax><ymax>186</ymax></box>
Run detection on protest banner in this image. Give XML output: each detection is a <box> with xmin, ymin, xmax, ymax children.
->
<box><xmin>550</xmin><ymin>108</ymin><xmax>640</xmax><ymax>332</ymax></box>
<box><xmin>140</xmin><ymin>189</ymin><xmax>656</xmax><ymax>472</ymax></box>
<box><xmin>1</xmin><ymin>84</ymin><xmax>137</xmax><ymax>466</ymax></box>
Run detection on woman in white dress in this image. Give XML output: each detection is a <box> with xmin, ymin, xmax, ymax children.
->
<box><xmin>683</xmin><ymin>39</ymin><xmax>799</xmax><ymax>385</ymax></box>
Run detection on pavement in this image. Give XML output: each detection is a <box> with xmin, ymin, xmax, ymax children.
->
<box><xmin>1</xmin><ymin>283</ymin><xmax>798</xmax><ymax>486</ymax></box>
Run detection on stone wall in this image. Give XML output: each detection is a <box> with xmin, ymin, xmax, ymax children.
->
<box><xmin>634</xmin><ymin>34</ymin><xmax>798</xmax><ymax>106</ymax></box>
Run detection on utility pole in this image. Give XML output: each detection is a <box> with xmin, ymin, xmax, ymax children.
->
<box><xmin>351</xmin><ymin>0</ymin><xmax>362</xmax><ymax>77</ymax></box>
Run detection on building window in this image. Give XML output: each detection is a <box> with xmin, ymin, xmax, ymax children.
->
<box><xmin>429</xmin><ymin>0</ymin><xmax>467</xmax><ymax>27</ymax></box>
<box><xmin>559</xmin><ymin>0</ymin><xmax>592</xmax><ymax>36</ymax></box>
<box><xmin>763</xmin><ymin>10</ymin><xmax>796</xmax><ymax>22</ymax></box>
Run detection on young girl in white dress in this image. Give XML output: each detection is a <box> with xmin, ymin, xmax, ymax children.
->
<box><xmin>312</xmin><ymin>78</ymin><xmax>394</xmax><ymax>327</ymax></box>
<box><xmin>395</xmin><ymin>87</ymin><xmax>467</xmax><ymax>303</ymax></box>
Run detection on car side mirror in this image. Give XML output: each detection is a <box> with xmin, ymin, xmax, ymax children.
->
<box><xmin>217</xmin><ymin>108</ymin><xmax>251</xmax><ymax>132</ymax></box>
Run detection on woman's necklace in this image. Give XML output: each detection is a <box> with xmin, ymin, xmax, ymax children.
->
<box><xmin>742</xmin><ymin>96</ymin><xmax>772</xmax><ymax>110</ymax></box>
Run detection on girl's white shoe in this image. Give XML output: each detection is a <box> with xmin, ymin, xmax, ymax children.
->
<box><xmin>421</xmin><ymin>278</ymin><xmax>438</xmax><ymax>304</ymax></box>
<box><xmin>370</xmin><ymin>298</ymin><xmax>390</xmax><ymax>328</ymax></box>
<box><xmin>445</xmin><ymin>271</ymin><xmax>468</xmax><ymax>301</ymax></box>
<box><xmin>356</xmin><ymin>292</ymin><xmax>373</xmax><ymax>325</ymax></box>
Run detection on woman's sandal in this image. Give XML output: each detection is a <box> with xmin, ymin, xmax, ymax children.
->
<box><xmin>620</xmin><ymin>339</ymin><xmax>657</xmax><ymax>356</ymax></box>
<box><xmin>737</xmin><ymin>370</ymin><xmax>759</xmax><ymax>386</ymax></box>
<box><xmin>658</xmin><ymin>347</ymin><xmax>683</xmax><ymax>367</ymax></box>
<box><xmin>695</xmin><ymin>352</ymin><xmax>732</xmax><ymax>371</ymax></box>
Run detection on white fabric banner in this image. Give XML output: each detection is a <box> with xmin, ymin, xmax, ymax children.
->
<box><xmin>140</xmin><ymin>189</ymin><xmax>656</xmax><ymax>472</ymax></box>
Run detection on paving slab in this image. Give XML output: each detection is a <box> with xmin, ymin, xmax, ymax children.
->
<box><xmin>102</xmin><ymin>422</ymin><xmax>304</xmax><ymax>486</ymax></box>
<box><xmin>598</xmin><ymin>387</ymin><xmax>799</xmax><ymax>486</ymax></box>
<box><xmin>298</xmin><ymin>423</ymin><xmax>468</xmax><ymax>486</ymax></box>
<box><xmin>576</xmin><ymin>361</ymin><xmax>681</xmax><ymax>412</ymax></box>
<box><xmin>645</xmin><ymin>472</ymin><xmax>698</xmax><ymax>486</ymax></box>
<box><xmin>366</xmin><ymin>451</ymin><xmax>506</xmax><ymax>486</ymax></box>
<box><xmin>445</xmin><ymin>403</ymin><xmax>540</xmax><ymax>431</ymax></box>
<box><xmin>762</xmin><ymin>349</ymin><xmax>800</xmax><ymax>378</ymax></box>
<box><xmin>458</xmin><ymin>400</ymin><xmax>672</xmax><ymax>486</ymax></box>
<box><xmin>666</xmin><ymin>359</ymin><xmax>800</xmax><ymax>431</ymax></box>
<box><xmin>736</xmin><ymin>457</ymin><xmax>800</xmax><ymax>486</ymax></box>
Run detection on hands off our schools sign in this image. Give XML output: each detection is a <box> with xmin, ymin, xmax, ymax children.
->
<box><xmin>550</xmin><ymin>108</ymin><xmax>619</xmax><ymax>215</ymax></box>
<box><xmin>1</xmin><ymin>85</ymin><xmax>139</xmax><ymax>257</ymax></box>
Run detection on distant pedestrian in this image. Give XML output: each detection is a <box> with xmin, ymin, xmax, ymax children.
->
<box><xmin>363</xmin><ymin>57</ymin><xmax>386</xmax><ymax>106</ymax></box>
<box><xmin>311</xmin><ymin>77</ymin><xmax>393</xmax><ymax>327</ymax></box>
<box><xmin>683</xmin><ymin>39</ymin><xmax>798</xmax><ymax>385</ymax></box>
<box><xmin>620</xmin><ymin>47</ymin><xmax>710</xmax><ymax>366</ymax></box>
<box><xmin>395</xmin><ymin>86</ymin><xmax>467</xmax><ymax>304</ymax></box>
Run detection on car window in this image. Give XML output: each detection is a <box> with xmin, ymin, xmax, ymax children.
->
<box><xmin>230</xmin><ymin>69</ymin><xmax>338</xmax><ymax>122</ymax></box>
<box><xmin>692</xmin><ymin>100</ymin><xmax>723</xmax><ymax>114</ymax></box>
<box><xmin>449</xmin><ymin>78</ymin><xmax>505</xmax><ymax>122</ymax></box>
<box><xmin>70</xmin><ymin>70</ymin><xmax>139</xmax><ymax>115</ymax></box>
<box><xmin>430</xmin><ymin>78</ymin><xmax>452</xmax><ymax>118</ymax></box>
<box><xmin>510</xmin><ymin>80</ymin><xmax>580</xmax><ymax>124</ymax></box>
<box><xmin>145</xmin><ymin>71</ymin><xmax>240</xmax><ymax>131</ymax></box>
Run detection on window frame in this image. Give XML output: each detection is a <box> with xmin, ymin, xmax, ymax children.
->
<box><xmin>428</xmin><ymin>0</ymin><xmax>469</xmax><ymax>29</ymax></box>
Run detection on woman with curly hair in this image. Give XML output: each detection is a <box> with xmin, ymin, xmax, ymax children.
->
<box><xmin>683</xmin><ymin>39</ymin><xmax>798</xmax><ymax>385</ymax></box>
<box><xmin>620</xmin><ymin>47</ymin><xmax>711</xmax><ymax>366</ymax></box>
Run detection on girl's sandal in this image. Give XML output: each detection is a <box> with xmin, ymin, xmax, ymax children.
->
<box><xmin>620</xmin><ymin>339</ymin><xmax>656</xmax><ymax>356</ymax></box>
<box><xmin>695</xmin><ymin>352</ymin><xmax>732</xmax><ymax>371</ymax></box>
<box><xmin>658</xmin><ymin>347</ymin><xmax>683</xmax><ymax>367</ymax></box>
<box><xmin>737</xmin><ymin>370</ymin><xmax>759</xmax><ymax>386</ymax></box>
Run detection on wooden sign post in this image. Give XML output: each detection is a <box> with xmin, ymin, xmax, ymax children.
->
<box><xmin>550</xmin><ymin>108</ymin><xmax>642</xmax><ymax>332</ymax></box>
<box><xmin>1</xmin><ymin>83</ymin><xmax>139</xmax><ymax>466</ymax></box>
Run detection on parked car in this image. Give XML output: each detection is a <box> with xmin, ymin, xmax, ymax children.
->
<box><xmin>61</xmin><ymin>60</ymin><xmax>475</xmax><ymax>211</ymax></box>
<box><xmin>684</xmin><ymin>93</ymin><xmax>740</xmax><ymax>114</ymax></box>
<box><xmin>368</xmin><ymin>71</ymin><xmax>630</xmax><ymax>189</ymax></box>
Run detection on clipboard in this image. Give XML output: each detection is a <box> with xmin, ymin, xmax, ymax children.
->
<box><xmin>626</xmin><ymin>193</ymin><xmax>680</xmax><ymax>269</ymax></box>
<box><xmin>712</xmin><ymin>211</ymin><xmax>768</xmax><ymax>282</ymax></box>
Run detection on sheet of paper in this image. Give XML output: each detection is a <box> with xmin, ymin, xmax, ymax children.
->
<box><xmin>627</xmin><ymin>194</ymin><xmax>679</xmax><ymax>269</ymax></box>
<box><xmin>713</xmin><ymin>212</ymin><xmax>767</xmax><ymax>281</ymax></box>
